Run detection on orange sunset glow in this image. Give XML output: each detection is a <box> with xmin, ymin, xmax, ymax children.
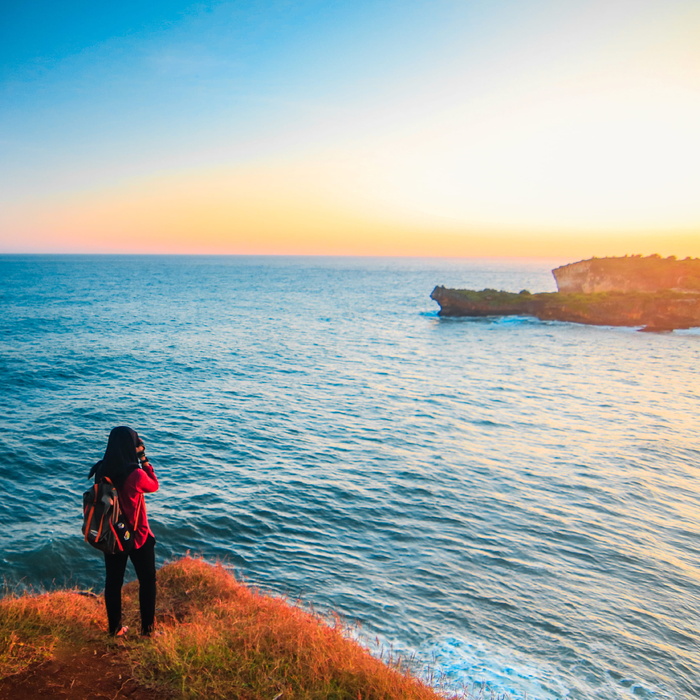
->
<box><xmin>1</xmin><ymin>1</ymin><xmax>699</xmax><ymax>257</ymax></box>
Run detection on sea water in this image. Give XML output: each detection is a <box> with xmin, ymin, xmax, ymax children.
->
<box><xmin>0</xmin><ymin>255</ymin><xmax>698</xmax><ymax>700</ymax></box>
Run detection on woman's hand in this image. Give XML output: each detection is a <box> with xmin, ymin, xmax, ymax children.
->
<box><xmin>137</xmin><ymin>442</ymin><xmax>150</xmax><ymax>467</ymax></box>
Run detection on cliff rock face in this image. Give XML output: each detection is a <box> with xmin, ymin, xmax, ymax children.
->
<box><xmin>533</xmin><ymin>292</ymin><xmax>700</xmax><ymax>331</ymax></box>
<box><xmin>553</xmin><ymin>256</ymin><xmax>700</xmax><ymax>294</ymax></box>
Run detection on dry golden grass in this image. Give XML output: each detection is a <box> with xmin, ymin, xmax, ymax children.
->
<box><xmin>1</xmin><ymin>557</ymin><xmax>468</xmax><ymax>699</ymax></box>
<box><xmin>128</xmin><ymin>556</ymin><xmax>454</xmax><ymax>699</ymax></box>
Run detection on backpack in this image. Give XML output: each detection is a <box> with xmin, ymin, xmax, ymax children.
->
<box><xmin>82</xmin><ymin>477</ymin><xmax>140</xmax><ymax>555</ymax></box>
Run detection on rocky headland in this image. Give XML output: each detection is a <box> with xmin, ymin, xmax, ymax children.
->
<box><xmin>431</xmin><ymin>256</ymin><xmax>700</xmax><ymax>332</ymax></box>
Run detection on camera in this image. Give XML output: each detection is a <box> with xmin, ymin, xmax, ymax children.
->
<box><xmin>136</xmin><ymin>438</ymin><xmax>148</xmax><ymax>464</ymax></box>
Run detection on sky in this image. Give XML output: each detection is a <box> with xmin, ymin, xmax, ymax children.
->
<box><xmin>1</xmin><ymin>0</ymin><xmax>699</xmax><ymax>257</ymax></box>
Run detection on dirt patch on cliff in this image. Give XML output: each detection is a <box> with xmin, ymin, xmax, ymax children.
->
<box><xmin>0</xmin><ymin>638</ymin><xmax>162</xmax><ymax>700</ymax></box>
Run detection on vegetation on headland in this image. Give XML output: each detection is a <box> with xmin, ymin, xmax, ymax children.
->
<box><xmin>431</xmin><ymin>286</ymin><xmax>700</xmax><ymax>331</ymax></box>
<box><xmin>0</xmin><ymin>557</ymin><xmax>503</xmax><ymax>700</ymax></box>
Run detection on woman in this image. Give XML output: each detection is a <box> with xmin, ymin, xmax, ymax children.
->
<box><xmin>89</xmin><ymin>426</ymin><xmax>159</xmax><ymax>637</ymax></box>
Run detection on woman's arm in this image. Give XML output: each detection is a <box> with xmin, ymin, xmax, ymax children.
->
<box><xmin>135</xmin><ymin>442</ymin><xmax>159</xmax><ymax>494</ymax></box>
<box><xmin>133</xmin><ymin>462</ymin><xmax>159</xmax><ymax>494</ymax></box>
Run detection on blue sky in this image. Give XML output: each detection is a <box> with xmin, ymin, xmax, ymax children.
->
<box><xmin>1</xmin><ymin>0</ymin><xmax>699</xmax><ymax>255</ymax></box>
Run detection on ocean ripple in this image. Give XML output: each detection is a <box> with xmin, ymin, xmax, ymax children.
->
<box><xmin>1</xmin><ymin>255</ymin><xmax>698</xmax><ymax>700</ymax></box>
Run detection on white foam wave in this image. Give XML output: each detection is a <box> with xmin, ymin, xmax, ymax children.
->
<box><xmin>353</xmin><ymin>631</ymin><xmax>571</xmax><ymax>700</ymax></box>
<box><xmin>418</xmin><ymin>635</ymin><xmax>571</xmax><ymax>699</ymax></box>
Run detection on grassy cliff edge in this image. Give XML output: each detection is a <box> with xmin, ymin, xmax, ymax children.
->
<box><xmin>0</xmin><ymin>557</ymin><xmax>466</xmax><ymax>700</ymax></box>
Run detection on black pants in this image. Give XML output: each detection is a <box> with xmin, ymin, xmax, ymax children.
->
<box><xmin>103</xmin><ymin>534</ymin><xmax>156</xmax><ymax>636</ymax></box>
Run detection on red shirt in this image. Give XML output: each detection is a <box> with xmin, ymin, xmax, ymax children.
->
<box><xmin>118</xmin><ymin>462</ymin><xmax>159</xmax><ymax>549</ymax></box>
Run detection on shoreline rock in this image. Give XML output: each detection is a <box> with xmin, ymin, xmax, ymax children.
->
<box><xmin>430</xmin><ymin>286</ymin><xmax>700</xmax><ymax>331</ymax></box>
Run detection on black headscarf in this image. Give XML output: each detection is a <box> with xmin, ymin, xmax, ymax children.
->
<box><xmin>88</xmin><ymin>426</ymin><xmax>141</xmax><ymax>488</ymax></box>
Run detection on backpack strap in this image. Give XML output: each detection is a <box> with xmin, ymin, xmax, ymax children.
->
<box><xmin>83</xmin><ymin>483</ymin><xmax>99</xmax><ymax>543</ymax></box>
<box><xmin>132</xmin><ymin>493</ymin><xmax>144</xmax><ymax>533</ymax></box>
<box><xmin>109</xmin><ymin>475</ymin><xmax>143</xmax><ymax>533</ymax></box>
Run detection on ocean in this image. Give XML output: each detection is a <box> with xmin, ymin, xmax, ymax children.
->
<box><xmin>0</xmin><ymin>254</ymin><xmax>698</xmax><ymax>699</ymax></box>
